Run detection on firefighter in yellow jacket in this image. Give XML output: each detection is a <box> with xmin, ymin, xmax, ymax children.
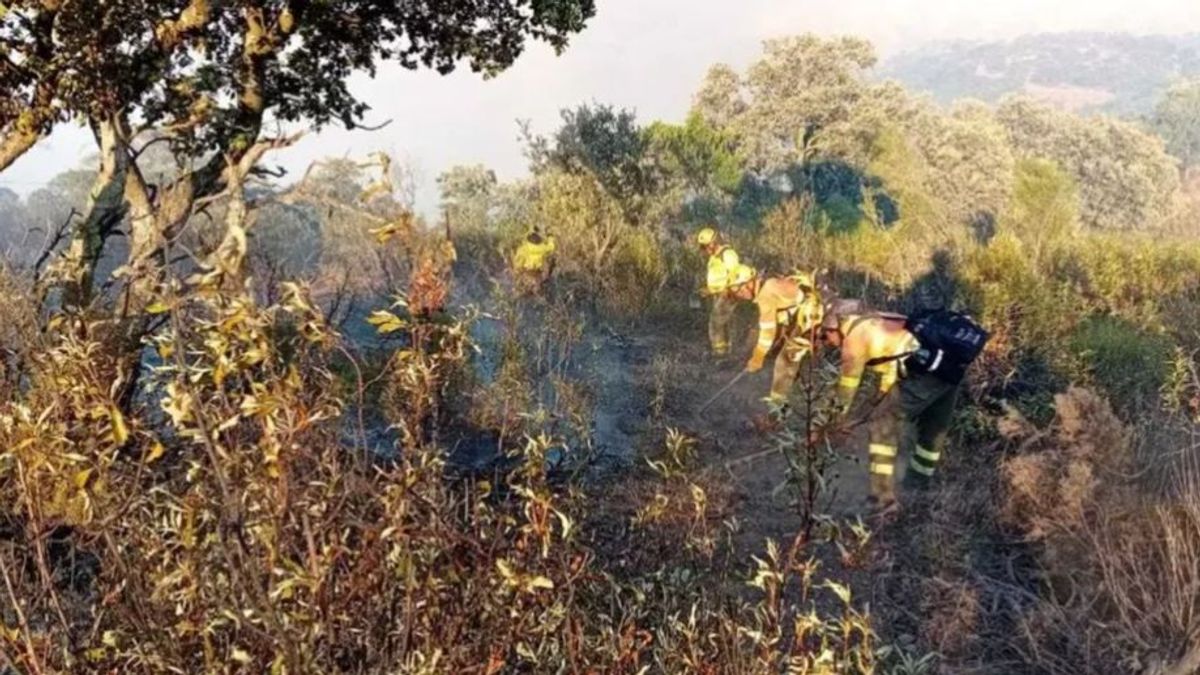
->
<box><xmin>512</xmin><ymin>230</ymin><xmax>557</xmax><ymax>293</ymax></box>
<box><xmin>819</xmin><ymin>303</ymin><xmax>962</xmax><ymax>510</ymax></box>
<box><xmin>697</xmin><ymin>227</ymin><xmax>744</xmax><ymax>357</ymax></box>
<box><xmin>728</xmin><ymin>270</ymin><xmax>824</xmax><ymax>407</ymax></box>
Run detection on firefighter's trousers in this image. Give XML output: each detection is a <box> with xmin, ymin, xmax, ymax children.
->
<box><xmin>866</xmin><ymin>373</ymin><xmax>960</xmax><ymax>501</ymax></box>
<box><xmin>709</xmin><ymin>295</ymin><xmax>736</xmax><ymax>356</ymax></box>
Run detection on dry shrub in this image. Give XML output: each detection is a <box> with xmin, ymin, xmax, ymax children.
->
<box><xmin>999</xmin><ymin>387</ymin><xmax>1200</xmax><ymax>674</ymax></box>
<box><xmin>919</xmin><ymin>577</ymin><xmax>982</xmax><ymax>659</ymax></box>
<box><xmin>1001</xmin><ymin>387</ymin><xmax>1130</xmax><ymax>541</ymax></box>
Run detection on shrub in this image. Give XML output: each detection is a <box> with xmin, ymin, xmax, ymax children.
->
<box><xmin>1001</xmin><ymin>157</ymin><xmax>1079</xmax><ymax>267</ymax></box>
<box><xmin>959</xmin><ymin>234</ymin><xmax>1083</xmax><ymax>387</ymax></box>
<box><xmin>1000</xmin><ymin>388</ymin><xmax>1200</xmax><ymax>675</ymax></box>
<box><xmin>1069</xmin><ymin>316</ymin><xmax>1172</xmax><ymax>416</ymax></box>
<box><xmin>604</xmin><ymin>227</ymin><xmax>668</xmax><ymax>315</ymax></box>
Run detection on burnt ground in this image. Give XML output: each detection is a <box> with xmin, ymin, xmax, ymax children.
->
<box><xmin>454</xmin><ymin>283</ymin><xmax>1036</xmax><ymax>672</ymax></box>
<box><xmin>612</xmin><ymin>315</ymin><xmax>1037</xmax><ymax>672</ymax></box>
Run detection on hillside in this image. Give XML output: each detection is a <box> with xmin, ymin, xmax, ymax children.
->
<box><xmin>880</xmin><ymin>32</ymin><xmax>1200</xmax><ymax>114</ymax></box>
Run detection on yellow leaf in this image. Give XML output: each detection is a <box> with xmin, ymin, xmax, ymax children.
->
<box><xmin>109</xmin><ymin>406</ymin><xmax>129</xmax><ymax>445</ymax></box>
<box><xmin>145</xmin><ymin>301</ymin><xmax>171</xmax><ymax>314</ymax></box>
<box><xmin>145</xmin><ymin>441</ymin><xmax>165</xmax><ymax>464</ymax></box>
<box><xmin>366</xmin><ymin>310</ymin><xmax>406</xmax><ymax>335</ymax></box>
<box><xmin>157</xmin><ymin>341</ymin><xmax>175</xmax><ymax>359</ymax></box>
<box><xmin>101</xmin><ymin>630</ymin><xmax>118</xmax><ymax>648</ymax></box>
<box><xmin>279</xmin><ymin>6</ymin><xmax>295</xmax><ymax>34</ymax></box>
<box><xmin>74</xmin><ymin>469</ymin><xmax>93</xmax><ymax>490</ymax></box>
<box><xmin>526</xmin><ymin>575</ymin><xmax>555</xmax><ymax>592</ymax></box>
<box><xmin>495</xmin><ymin>559</ymin><xmax>515</xmax><ymax>581</ymax></box>
<box><xmin>231</xmin><ymin>647</ymin><xmax>252</xmax><ymax>664</ymax></box>
<box><xmin>822</xmin><ymin>580</ymin><xmax>852</xmax><ymax>606</ymax></box>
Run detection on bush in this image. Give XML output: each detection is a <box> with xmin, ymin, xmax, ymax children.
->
<box><xmin>1069</xmin><ymin>316</ymin><xmax>1172</xmax><ymax>416</ymax></box>
<box><xmin>959</xmin><ymin>234</ymin><xmax>1083</xmax><ymax>388</ymax></box>
<box><xmin>1000</xmin><ymin>388</ymin><xmax>1200</xmax><ymax>675</ymax></box>
<box><xmin>1001</xmin><ymin>157</ymin><xmax>1079</xmax><ymax>267</ymax></box>
<box><xmin>604</xmin><ymin>227</ymin><xmax>668</xmax><ymax>315</ymax></box>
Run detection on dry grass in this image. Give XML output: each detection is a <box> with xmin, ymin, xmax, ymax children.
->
<box><xmin>995</xmin><ymin>388</ymin><xmax>1200</xmax><ymax>674</ymax></box>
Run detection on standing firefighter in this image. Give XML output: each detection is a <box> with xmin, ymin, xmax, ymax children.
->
<box><xmin>697</xmin><ymin>227</ymin><xmax>744</xmax><ymax>358</ymax></box>
<box><xmin>820</xmin><ymin>304</ymin><xmax>988</xmax><ymax>510</ymax></box>
<box><xmin>513</xmin><ymin>230</ymin><xmax>557</xmax><ymax>293</ymax></box>
<box><xmin>730</xmin><ymin>271</ymin><xmax>824</xmax><ymax>408</ymax></box>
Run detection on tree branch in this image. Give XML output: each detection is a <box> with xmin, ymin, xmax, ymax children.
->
<box><xmin>0</xmin><ymin>122</ymin><xmax>43</xmax><ymax>175</ymax></box>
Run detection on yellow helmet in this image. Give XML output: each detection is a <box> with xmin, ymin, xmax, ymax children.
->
<box><xmin>696</xmin><ymin>227</ymin><xmax>718</xmax><ymax>246</ymax></box>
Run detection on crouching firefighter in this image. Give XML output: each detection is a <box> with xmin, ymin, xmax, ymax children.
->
<box><xmin>819</xmin><ymin>304</ymin><xmax>989</xmax><ymax>510</ymax></box>
<box><xmin>730</xmin><ymin>271</ymin><xmax>824</xmax><ymax>409</ymax></box>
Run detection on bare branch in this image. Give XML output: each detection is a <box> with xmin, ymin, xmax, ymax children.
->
<box><xmin>31</xmin><ymin>207</ymin><xmax>76</xmax><ymax>285</ymax></box>
<box><xmin>349</xmin><ymin>117</ymin><xmax>394</xmax><ymax>132</ymax></box>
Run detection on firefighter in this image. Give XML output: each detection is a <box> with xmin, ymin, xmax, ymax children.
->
<box><xmin>819</xmin><ymin>303</ymin><xmax>976</xmax><ymax>512</ymax></box>
<box><xmin>730</xmin><ymin>270</ymin><xmax>824</xmax><ymax>408</ymax></box>
<box><xmin>512</xmin><ymin>230</ymin><xmax>557</xmax><ymax>294</ymax></box>
<box><xmin>697</xmin><ymin>227</ymin><xmax>744</xmax><ymax>358</ymax></box>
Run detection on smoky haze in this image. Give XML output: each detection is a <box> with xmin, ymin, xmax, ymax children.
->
<box><xmin>4</xmin><ymin>0</ymin><xmax>1198</xmax><ymax>216</ymax></box>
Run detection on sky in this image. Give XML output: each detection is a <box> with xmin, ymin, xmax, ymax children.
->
<box><xmin>3</xmin><ymin>0</ymin><xmax>1199</xmax><ymax>216</ymax></box>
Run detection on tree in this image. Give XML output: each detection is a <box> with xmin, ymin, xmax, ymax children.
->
<box><xmin>692</xmin><ymin>35</ymin><xmax>877</xmax><ymax>176</ymax></box>
<box><xmin>0</xmin><ymin>0</ymin><xmax>595</xmax><ymax>306</ymax></box>
<box><xmin>687</xmin><ymin>36</ymin><xmax>883</xmax><ymax>229</ymax></box>
<box><xmin>997</xmin><ymin>96</ymin><xmax>1180</xmax><ymax>232</ymax></box>
<box><xmin>1151</xmin><ymin>79</ymin><xmax>1200</xmax><ymax>169</ymax></box>
<box><xmin>541</xmin><ymin>103</ymin><xmax>656</xmax><ymax>225</ymax></box>
<box><xmin>535</xmin><ymin>170</ymin><xmax>626</xmax><ymax>277</ymax></box>
<box><xmin>438</xmin><ymin>164</ymin><xmax>499</xmax><ymax>232</ymax></box>
<box><xmin>909</xmin><ymin>101</ymin><xmax>1015</xmax><ymax>229</ymax></box>
<box><xmin>644</xmin><ymin>113</ymin><xmax>743</xmax><ymax>199</ymax></box>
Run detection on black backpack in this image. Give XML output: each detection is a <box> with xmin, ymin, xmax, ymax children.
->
<box><xmin>903</xmin><ymin>309</ymin><xmax>989</xmax><ymax>383</ymax></box>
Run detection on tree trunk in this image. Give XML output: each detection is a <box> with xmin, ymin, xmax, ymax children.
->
<box><xmin>63</xmin><ymin>119</ymin><xmax>130</xmax><ymax>309</ymax></box>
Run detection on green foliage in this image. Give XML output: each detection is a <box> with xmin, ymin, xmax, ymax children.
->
<box><xmin>1050</xmin><ymin>236</ymin><xmax>1200</xmax><ymax>328</ymax></box>
<box><xmin>644</xmin><ymin>112</ymin><xmax>745</xmax><ymax>197</ymax></box>
<box><xmin>997</xmin><ymin>96</ymin><xmax>1180</xmax><ymax>232</ymax></box>
<box><xmin>540</xmin><ymin>103</ymin><xmax>657</xmax><ymax>224</ymax></box>
<box><xmin>692</xmin><ymin>34</ymin><xmax>877</xmax><ymax>175</ymax></box>
<box><xmin>534</xmin><ymin>169</ymin><xmax>626</xmax><ymax>278</ymax></box>
<box><xmin>1069</xmin><ymin>316</ymin><xmax>1172</xmax><ymax>414</ymax></box>
<box><xmin>437</xmin><ymin>164</ymin><xmax>499</xmax><ymax>231</ymax></box>
<box><xmin>751</xmin><ymin>198</ymin><xmax>819</xmax><ymax>272</ymax></box>
<box><xmin>1151</xmin><ymin>78</ymin><xmax>1200</xmax><ymax>168</ymax></box>
<box><xmin>604</xmin><ymin>227</ymin><xmax>667</xmax><ymax>314</ymax></box>
<box><xmin>866</xmin><ymin>125</ymin><xmax>938</xmax><ymax>231</ymax></box>
<box><xmin>959</xmin><ymin>234</ymin><xmax>1082</xmax><ymax>378</ymax></box>
<box><xmin>1003</xmin><ymin>158</ymin><xmax>1079</xmax><ymax>265</ymax></box>
<box><xmin>1</xmin><ymin>0</ymin><xmax>596</xmax><ymax>155</ymax></box>
<box><xmin>911</xmin><ymin>101</ymin><xmax>1016</xmax><ymax>227</ymax></box>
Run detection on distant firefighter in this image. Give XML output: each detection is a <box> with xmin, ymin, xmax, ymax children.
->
<box><xmin>512</xmin><ymin>229</ymin><xmax>557</xmax><ymax>294</ymax></box>
<box><xmin>696</xmin><ymin>227</ymin><xmax>749</xmax><ymax>358</ymax></box>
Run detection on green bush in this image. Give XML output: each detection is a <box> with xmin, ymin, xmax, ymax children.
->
<box><xmin>1069</xmin><ymin>315</ymin><xmax>1172</xmax><ymax>415</ymax></box>
<box><xmin>604</xmin><ymin>227</ymin><xmax>668</xmax><ymax>315</ymax></box>
<box><xmin>959</xmin><ymin>234</ymin><xmax>1084</xmax><ymax>389</ymax></box>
